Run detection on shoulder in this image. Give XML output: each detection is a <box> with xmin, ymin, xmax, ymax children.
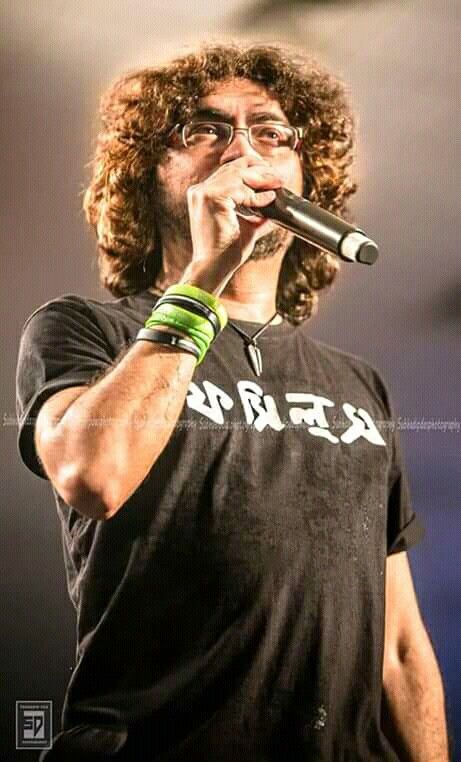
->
<box><xmin>304</xmin><ymin>334</ymin><xmax>394</xmax><ymax>417</ymax></box>
<box><xmin>16</xmin><ymin>294</ymin><xmax>127</xmax><ymax>383</ymax></box>
<box><xmin>21</xmin><ymin>292</ymin><xmax>115</xmax><ymax>328</ymax></box>
<box><xmin>19</xmin><ymin>290</ymin><xmax>149</xmax><ymax>348</ymax></box>
<box><xmin>305</xmin><ymin>334</ymin><xmax>387</xmax><ymax>385</ymax></box>
<box><xmin>18</xmin><ymin>291</ymin><xmax>159</xmax><ymax>385</ymax></box>
<box><xmin>19</xmin><ymin>293</ymin><xmax>103</xmax><ymax>341</ymax></box>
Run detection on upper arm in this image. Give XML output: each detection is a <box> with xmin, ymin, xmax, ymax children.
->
<box><xmin>16</xmin><ymin>296</ymin><xmax>113</xmax><ymax>478</ymax></box>
<box><xmin>383</xmin><ymin>552</ymin><xmax>428</xmax><ymax>674</ymax></box>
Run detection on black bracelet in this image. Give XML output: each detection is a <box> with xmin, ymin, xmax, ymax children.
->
<box><xmin>135</xmin><ymin>328</ymin><xmax>200</xmax><ymax>361</ymax></box>
<box><xmin>153</xmin><ymin>294</ymin><xmax>221</xmax><ymax>339</ymax></box>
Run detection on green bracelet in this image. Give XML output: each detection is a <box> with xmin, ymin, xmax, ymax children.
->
<box><xmin>146</xmin><ymin>313</ymin><xmax>211</xmax><ymax>364</ymax></box>
<box><xmin>146</xmin><ymin>303</ymin><xmax>215</xmax><ymax>344</ymax></box>
<box><xmin>145</xmin><ymin>282</ymin><xmax>228</xmax><ymax>365</ymax></box>
<box><xmin>164</xmin><ymin>284</ymin><xmax>228</xmax><ymax>332</ymax></box>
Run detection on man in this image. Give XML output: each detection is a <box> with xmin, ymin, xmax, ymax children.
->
<box><xmin>16</xmin><ymin>44</ymin><xmax>449</xmax><ymax>760</ymax></box>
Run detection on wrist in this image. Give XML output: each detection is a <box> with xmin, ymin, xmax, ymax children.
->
<box><xmin>145</xmin><ymin>323</ymin><xmax>191</xmax><ymax>339</ymax></box>
<box><xmin>178</xmin><ymin>260</ymin><xmax>235</xmax><ymax>296</ymax></box>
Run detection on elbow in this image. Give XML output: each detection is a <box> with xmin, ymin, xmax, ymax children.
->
<box><xmin>55</xmin><ymin>464</ymin><xmax>117</xmax><ymax>521</ymax></box>
<box><xmin>37</xmin><ymin>427</ymin><xmax>122</xmax><ymax>520</ymax></box>
<box><xmin>383</xmin><ymin>651</ymin><xmax>403</xmax><ymax>691</ymax></box>
<box><xmin>383</xmin><ymin>635</ymin><xmax>429</xmax><ymax>691</ymax></box>
<box><xmin>383</xmin><ymin>638</ymin><xmax>412</xmax><ymax>684</ymax></box>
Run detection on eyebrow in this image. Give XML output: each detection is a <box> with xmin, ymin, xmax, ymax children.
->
<box><xmin>190</xmin><ymin>107</ymin><xmax>289</xmax><ymax>125</ymax></box>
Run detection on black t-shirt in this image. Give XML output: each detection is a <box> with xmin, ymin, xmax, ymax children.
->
<box><xmin>16</xmin><ymin>290</ymin><xmax>424</xmax><ymax>761</ymax></box>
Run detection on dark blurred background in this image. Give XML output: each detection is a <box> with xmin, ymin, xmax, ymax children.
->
<box><xmin>1</xmin><ymin>0</ymin><xmax>459</xmax><ymax>759</ymax></box>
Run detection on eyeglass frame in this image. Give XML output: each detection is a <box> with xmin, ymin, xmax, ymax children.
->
<box><xmin>168</xmin><ymin>121</ymin><xmax>305</xmax><ymax>153</ymax></box>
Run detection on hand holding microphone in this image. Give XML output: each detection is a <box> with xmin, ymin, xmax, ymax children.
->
<box><xmin>236</xmin><ymin>187</ymin><xmax>379</xmax><ymax>265</ymax></box>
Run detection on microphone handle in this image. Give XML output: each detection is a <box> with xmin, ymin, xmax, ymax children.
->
<box><xmin>237</xmin><ymin>187</ymin><xmax>379</xmax><ymax>265</ymax></box>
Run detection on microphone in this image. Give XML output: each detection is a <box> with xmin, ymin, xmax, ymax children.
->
<box><xmin>236</xmin><ymin>187</ymin><xmax>379</xmax><ymax>265</ymax></box>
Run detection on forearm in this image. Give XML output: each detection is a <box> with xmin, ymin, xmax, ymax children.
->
<box><xmin>48</xmin><ymin>338</ymin><xmax>197</xmax><ymax>518</ymax></box>
<box><xmin>382</xmin><ymin>638</ymin><xmax>450</xmax><ymax>761</ymax></box>
<box><xmin>47</xmin><ymin>265</ymin><xmax>235</xmax><ymax>519</ymax></box>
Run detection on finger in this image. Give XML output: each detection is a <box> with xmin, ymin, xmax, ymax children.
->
<box><xmin>240</xmin><ymin>168</ymin><xmax>283</xmax><ymax>190</ymax></box>
<box><xmin>237</xmin><ymin>189</ymin><xmax>277</xmax><ymax>208</ymax></box>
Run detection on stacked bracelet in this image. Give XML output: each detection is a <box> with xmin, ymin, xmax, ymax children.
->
<box><xmin>151</xmin><ymin>294</ymin><xmax>221</xmax><ymax>338</ymax></box>
<box><xmin>146</xmin><ymin>304</ymin><xmax>214</xmax><ymax>359</ymax></box>
<box><xmin>163</xmin><ymin>284</ymin><xmax>228</xmax><ymax>332</ymax></box>
<box><xmin>135</xmin><ymin>283</ymin><xmax>228</xmax><ymax>365</ymax></box>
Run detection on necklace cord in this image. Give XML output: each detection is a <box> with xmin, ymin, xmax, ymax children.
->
<box><xmin>227</xmin><ymin>312</ymin><xmax>280</xmax><ymax>344</ymax></box>
<box><xmin>149</xmin><ymin>286</ymin><xmax>279</xmax><ymax>375</ymax></box>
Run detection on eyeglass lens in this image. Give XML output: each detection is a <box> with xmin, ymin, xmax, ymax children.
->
<box><xmin>183</xmin><ymin>122</ymin><xmax>296</xmax><ymax>152</ymax></box>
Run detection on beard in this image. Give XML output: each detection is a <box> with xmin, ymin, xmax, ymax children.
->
<box><xmin>249</xmin><ymin>226</ymin><xmax>292</xmax><ymax>260</ymax></box>
<box><xmin>154</xmin><ymin>179</ymin><xmax>292</xmax><ymax>262</ymax></box>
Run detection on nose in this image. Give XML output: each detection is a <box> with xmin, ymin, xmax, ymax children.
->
<box><xmin>219</xmin><ymin>129</ymin><xmax>262</xmax><ymax>165</ymax></box>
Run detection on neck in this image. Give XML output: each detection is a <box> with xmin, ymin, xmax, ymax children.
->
<box><xmin>218</xmin><ymin>261</ymin><xmax>282</xmax><ymax>323</ymax></box>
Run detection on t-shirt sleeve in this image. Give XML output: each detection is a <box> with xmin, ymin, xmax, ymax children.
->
<box><xmin>386</xmin><ymin>422</ymin><xmax>425</xmax><ymax>554</ymax></box>
<box><xmin>369</xmin><ymin>367</ymin><xmax>425</xmax><ymax>555</ymax></box>
<box><xmin>15</xmin><ymin>295</ymin><xmax>114</xmax><ymax>479</ymax></box>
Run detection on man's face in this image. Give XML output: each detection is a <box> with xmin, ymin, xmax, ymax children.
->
<box><xmin>155</xmin><ymin>78</ymin><xmax>304</xmax><ymax>261</ymax></box>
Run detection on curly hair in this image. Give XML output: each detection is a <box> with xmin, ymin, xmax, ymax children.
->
<box><xmin>83</xmin><ymin>43</ymin><xmax>357</xmax><ymax>324</ymax></box>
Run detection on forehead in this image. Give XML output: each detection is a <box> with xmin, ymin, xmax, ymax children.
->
<box><xmin>197</xmin><ymin>78</ymin><xmax>286</xmax><ymax>118</ymax></box>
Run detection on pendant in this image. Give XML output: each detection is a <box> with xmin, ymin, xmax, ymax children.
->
<box><xmin>245</xmin><ymin>341</ymin><xmax>263</xmax><ymax>377</ymax></box>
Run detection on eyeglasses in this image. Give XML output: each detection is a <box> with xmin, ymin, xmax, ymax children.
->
<box><xmin>171</xmin><ymin>121</ymin><xmax>304</xmax><ymax>155</ymax></box>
